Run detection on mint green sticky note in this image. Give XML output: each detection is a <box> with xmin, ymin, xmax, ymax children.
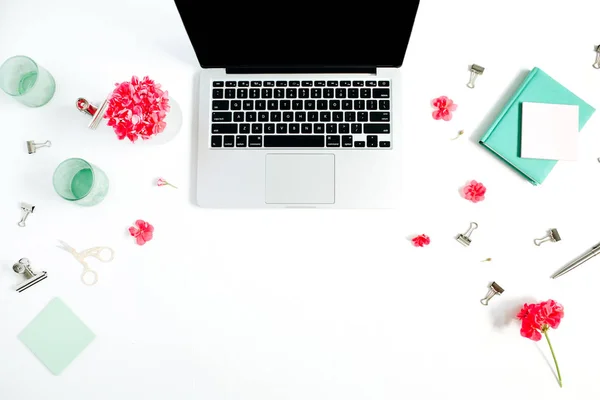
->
<box><xmin>18</xmin><ymin>298</ymin><xmax>95</xmax><ymax>375</ymax></box>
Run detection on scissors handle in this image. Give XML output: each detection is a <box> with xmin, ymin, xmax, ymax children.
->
<box><xmin>81</xmin><ymin>269</ymin><xmax>98</xmax><ymax>286</ymax></box>
<box><xmin>87</xmin><ymin>247</ymin><xmax>115</xmax><ymax>262</ymax></box>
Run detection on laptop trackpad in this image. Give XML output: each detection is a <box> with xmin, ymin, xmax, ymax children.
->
<box><xmin>265</xmin><ymin>154</ymin><xmax>335</xmax><ymax>204</ymax></box>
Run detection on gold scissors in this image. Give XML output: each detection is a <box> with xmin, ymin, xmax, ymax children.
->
<box><xmin>57</xmin><ymin>240</ymin><xmax>115</xmax><ymax>285</ymax></box>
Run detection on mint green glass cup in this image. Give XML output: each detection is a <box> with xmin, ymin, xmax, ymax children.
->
<box><xmin>53</xmin><ymin>158</ymin><xmax>109</xmax><ymax>206</ymax></box>
<box><xmin>0</xmin><ymin>55</ymin><xmax>55</xmax><ymax>107</ymax></box>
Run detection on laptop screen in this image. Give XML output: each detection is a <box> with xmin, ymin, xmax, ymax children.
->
<box><xmin>173</xmin><ymin>1</ymin><xmax>420</xmax><ymax>69</ymax></box>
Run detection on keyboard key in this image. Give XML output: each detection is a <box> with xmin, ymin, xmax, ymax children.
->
<box><xmin>333</xmin><ymin>112</ymin><xmax>343</xmax><ymax>121</ymax></box>
<box><xmin>330</xmin><ymin>100</ymin><xmax>340</xmax><ymax>110</ymax></box>
<box><xmin>342</xmin><ymin>100</ymin><xmax>352</xmax><ymax>110</ymax></box>
<box><xmin>373</xmin><ymin>88</ymin><xmax>390</xmax><ymax>98</ymax></box>
<box><xmin>261</xmin><ymin>88</ymin><xmax>273</xmax><ymax>98</ymax></box>
<box><xmin>276</xmin><ymin>123</ymin><xmax>287</xmax><ymax>134</ymax></box>
<box><xmin>243</xmin><ymin>100</ymin><xmax>253</xmax><ymax>110</ymax></box>
<box><xmin>370</xmin><ymin>112</ymin><xmax>390</xmax><ymax>122</ymax></box>
<box><xmin>358</xmin><ymin>112</ymin><xmax>368</xmax><ymax>122</ymax></box>
<box><xmin>234</xmin><ymin>112</ymin><xmax>244</xmax><ymax>122</ymax></box>
<box><xmin>305</xmin><ymin>100</ymin><xmax>315</xmax><ymax>110</ymax></box>
<box><xmin>238</xmin><ymin>81</ymin><xmax>249</xmax><ymax>87</ymax></box>
<box><xmin>340</xmin><ymin>81</ymin><xmax>351</xmax><ymax>87</ymax></box>
<box><xmin>264</xmin><ymin>123</ymin><xmax>275</xmax><ymax>133</ymax></box>
<box><xmin>317</xmin><ymin>100</ymin><xmax>328</xmax><ymax>110</ymax></box>
<box><xmin>212</xmin><ymin>123</ymin><xmax>237</xmax><ymax>134</ymax></box>
<box><xmin>283</xmin><ymin>112</ymin><xmax>293</xmax><ymax>122</ymax></box>
<box><xmin>299</xmin><ymin>88</ymin><xmax>309</xmax><ymax>98</ymax></box>
<box><xmin>289</xmin><ymin>123</ymin><xmax>300</xmax><ymax>133</ymax></box>
<box><xmin>335</xmin><ymin>88</ymin><xmax>346</xmax><ymax>98</ymax></box>
<box><xmin>326</xmin><ymin>135</ymin><xmax>340</xmax><ymax>147</ymax></box>
<box><xmin>274</xmin><ymin>88</ymin><xmax>285</xmax><ymax>98</ymax></box>
<box><xmin>286</xmin><ymin>88</ymin><xmax>297</xmax><ymax>98</ymax></box>
<box><xmin>345</xmin><ymin>111</ymin><xmax>356</xmax><ymax>122</ymax></box>
<box><xmin>379</xmin><ymin>141</ymin><xmax>391</xmax><ymax>147</ymax></box>
<box><xmin>354</xmin><ymin>100</ymin><xmax>365</xmax><ymax>110</ymax></box>
<box><xmin>342</xmin><ymin>135</ymin><xmax>353</xmax><ymax>147</ymax></box>
<box><xmin>301</xmin><ymin>123</ymin><xmax>312</xmax><ymax>134</ymax></box>
<box><xmin>231</xmin><ymin>100</ymin><xmax>241</xmax><ymax>110</ymax></box>
<box><xmin>295</xmin><ymin>111</ymin><xmax>306</xmax><ymax>122</ymax></box>
<box><xmin>320</xmin><ymin>111</ymin><xmax>331</xmax><ymax>122</ymax></box>
<box><xmin>314</xmin><ymin>123</ymin><xmax>325</xmax><ymax>134</ymax></box>
<box><xmin>360</xmin><ymin>88</ymin><xmax>371</xmax><ymax>98</ymax></box>
<box><xmin>255</xmin><ymin>100</ymin><xmax>266</xmax><ymax>110</ymax></box>
<box><xmin>213</xmin><ymin>81</ymin><xmax>224</xmax><ymax>87</ymax></box>
<box><xmin>212</xmin><ymin>100</ymin><xmax>228</xmax><ymax>110</ymax></box>
<box><xmin>225</xmin><ymin>89</ymin><xmax>235</xmax><ymax>98</ymax></box>
<box><xmin>251</xmin><ymin>81</ymin><xmax>262</xmax><ymax>87</ymax></box>
<box><xmin>240</xmin><ymin>123</ymin><xmax>250</xmax><ymax>134</ymax></box>
<box><xmin>213</xmin><ymin>89</ymin><xmax>223</xmax><ymax>98</ymax></box>
<box><xmin>237</xmin><ymin>88</ymin><xmax>248</xmax><ymax>98</ymax></box>
<box><xmin>348</xmin><ymin>88</ymin><xmax>359</xmax><ymax>98</ymax></box>
<box><xmin>276</xmin><ymin>81</ymin><xmax>287</xmax><ymax>87</ymax></box>
<box><xmin>302</xmin><ymin>81</ymin><xmax>313</xmax><ymax>87</ymax></box>
<box><xmin>311</xmin><ymin>88</ymin><xmax>322</xmax><ymax>98</ymax></box>
<box><xmin>258</xmin><ymin>112</ymin><xmax>269</xmax><ymax>122</ymax></box>
<box><xmin>378</xmin><ymin>81</ymin><xmax>390</xmax><ymax>86</ymax></box>
<box><xmin>225</xmin><ymin>81</ymin><xmax>236</xmax><ymax>87</ymax></box>
<box><xmin>211</xmin><ymin>135</ymin><xmax>222</xmax><ymax>147</ymax></box>
<box><xmin>354</xmin><ymin>141</ymin><xmax>365</xmax><ymax>147</ymax></box>
<box><xmin>264</xmin><ymin>81</ymin><xmax>274</xmax><ymax>87</ymax></box>
<box><xmin>280</xmin><ymin>100</ymin><xmax>291</xmax><ymax>110</ymax></box>
<box><xmin>270</xmin><ymin>111</ymin><xmax>282</xmax><ymax>122</ymax></box>
<box><xmin>339</xmin><ymin>123</ymin><xmax>349</xmax><ymax>133</ymax></box>
<box><xmin>292</xmin><ymin>100</ymin><xmax>303</xmax><ymax>110</ymax></box>
<box><xmin>367</xmin><ymin>100</ymin><xmax>377</xmax><ymax>110</ymax></box>
<box><xmin>353</xmin><ymin>81</ymin><xmax>364</xmax><ymax>87</ymax></box>
<box><xmin>246</xmin><ymin>112</ymin><xmax>257</xmax><ymax>122</ymax></box>
<box><xmin>264</xmin><ymin>135</ymin><xmax>325</xmax><ymax>147</ymax></box>
<box><xmin>249</xmin><ymin>135</ymin><xmax>263</xmax><ymax>147</ymax></box>
<box><xmin>351</xmin><ymin>123</ymin><xmax>362</xmax><ymax>134</ymax></box>
<box><xmin>366</xmin><ymin>81</ymin><xmax>377</xmax><ymax>87</ymax></box>
<box><xmin>323</xmin><ymin>88</ymin><xmax>334</xmax><ymax>98</ymax></box>
<box><xmin>367</xmin><ymin>135</ymin><xmax>378</xmax><ymax>147</ymax></box>
<box><xmin>268</xmin><ymin>100</ymin><xmax>278</xmax><ymax>110</ymax></box>
<box><xmin>236</xmin><ymin>135</ymin><xmax>247</xmax><ymax>147</ymax></box>
<box><xmin>212</xmin><ymin>112</ymin><xmax>232</xmax><ymax>122</ymax></box>
<box><xmin>315</xmin><ymin>81</ymin><xmax>326</xmax><ymax>87</ymax></box>
<box><xmin>290</xmin><ymin>81</ymin><xmax>300</xmax><ymax>87</ymax></box>
<box><xmin>308</xmin><ymin>112</ymin><xmax>318</xmax><ymax>121</ymax></box>
<box><xmin>252</xmin><ymin>123</ymin><xmax>263</xmax><ymax>134</ymax></box>
<box><xmin>223</xmin><ymin>135</ymin><xmax>235</xmax><ymax>147</ymax></box>
<box><xmin>327</xmin><ymin>81</ymin><xmax>338</xmax><ymax>87</ymax></box>
<box><xmin>379</xmin><ymin>100</ymin><xmax>390</xmax><ymax>110</ymax></box>
<box><xmin>364</xmin><ymin>123</ymin><xmax>391</xmax><ymax>133</ymax></box>
<box><xmin>326</xmin><ymin>124</ymin><xmax>337</xmax><ymax>134</ymax></box>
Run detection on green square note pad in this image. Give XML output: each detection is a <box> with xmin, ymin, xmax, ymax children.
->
<box><xmin>18</xmin><ymin>298</ymin><xmax>96</xmax><ymax>375</ymax></box>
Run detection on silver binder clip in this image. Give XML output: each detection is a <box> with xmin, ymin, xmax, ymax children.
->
<box><xmin>17</xmin><ymin>202</ymin><xmax>35</xmax><ymax>227</ymax></box>
<box><xmin>13</xmin><ymin>258</ymin><xmax>47</xmax><ymax>292</ymax></box>
<box><xmin>466</xmin><ymin>64</ymin><xmax>485</xmax><ymax>88</ymax></box>
<box><xmin>534</xmin><ymin>228</ymin><xmax>561</xmax><ymax>246</ymax></box>
<box><xmin>26</xmin><ymin>140</ymin><xmax>51</xmax><ymax>154</ymax></box>
<box><xmin>593</xmin><ymin>45</ymin><xmax>600</xmax><ymax>69</ymax></box>
<box><xmin>76</xmin><ymin>96</ymin><xmax>110</xmax><ymax>130</ymax></box>
<box><xmin>456</xmin><ymin>222</ymin><xmax>478</xmax><ymax>246</ymax></box>
<box><xmin>480</xmin><ymin>281</ymin><xmax>504</xmax><ymax>306</ymax></box>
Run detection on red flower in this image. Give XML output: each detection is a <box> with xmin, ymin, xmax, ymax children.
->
<box><xmin>411</xmin><ymin>234</ymin><xmax>430</xmax><ymax>247</ymax></box>
<box><xmin>431</xmin><ymin>96</ymin><xmax>457</xmax><ymax>121</ymax></box>
<box><xmin>104</xmin><ymin>76</ymin><xmax>170</xmax><ymax>143</ymax></box>
<box><xmin>128</xmin><ymin>220</ymin><xmax>154</xmax><ymax>245</ymax></box>
<box><xmin>516</xmin><ymin>300</ymin><xmax>564</xmax><ymax>387</ymax></box>
<box><xmin>462</xmin><ymin>180</ymin><xmax>486</xmax><ymax>203</ymax></box>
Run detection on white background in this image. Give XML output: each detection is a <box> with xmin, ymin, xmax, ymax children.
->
<box><xmin>2</xmin><ymin>0</ymin><xmax>600</xmax><ymax>398</ymax></box>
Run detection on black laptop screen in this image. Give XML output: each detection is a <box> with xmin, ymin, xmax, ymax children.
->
<box><xmin>173</xmin><ymin>1</ymin><xmax>420</xmax><ymax>69</ymax></box>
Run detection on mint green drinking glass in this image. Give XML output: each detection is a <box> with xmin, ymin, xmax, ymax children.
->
<box><xmin>53</xmin><ymin>158</ymin><xmax>109</xmax><ymax>206</ymax></box>
<box><xmin>0</xmin><ymin>55</ymin><xmax>55</xmax><ymax>107</ymax></box>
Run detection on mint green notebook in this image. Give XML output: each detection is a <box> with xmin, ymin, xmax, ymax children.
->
<box><xmin>479</xmin><ymin>67</ymin><xmax>595</xmax><ymax>185</ymax></box>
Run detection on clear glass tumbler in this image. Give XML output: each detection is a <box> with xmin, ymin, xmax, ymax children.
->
<box><xmin>53</xmin><ymin>158</ymin><xmax>109</xmax><ymax>206</ymax></box>
<box><xmin>0</xmin><ymin>55</ymin><xmax>55</xmax><ymax>107</ymax></box>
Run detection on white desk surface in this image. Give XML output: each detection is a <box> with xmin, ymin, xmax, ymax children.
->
<box><xmin>2</xmin><ymin>0</ymin><xmax>600</xmax><ymax>398</ymax></box>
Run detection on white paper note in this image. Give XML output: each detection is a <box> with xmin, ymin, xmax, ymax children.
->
<box><xmin>520</xmin><ymin>102</ymin><xmax>579</xmax><ymax>161</ymax></box>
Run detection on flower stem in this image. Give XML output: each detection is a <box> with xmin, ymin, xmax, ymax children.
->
<box><xmin>167</xmin><ymin>183</ymin><xmax>178</xmax><ymax>189</ymax></box>
<box><xmin>544</xmin><ymin>330</ymin><xmax>562</xmax><ymax>388</ymax></box>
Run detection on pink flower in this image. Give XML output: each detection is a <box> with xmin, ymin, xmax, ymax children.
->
<box><xmin>431</xmin><ymin>96</ymin><xmax>457</xmax><ymax>121</ymax></box>
<box><xmin>411</xmin><ymin>234</ymin><xmax>430</xmax><ymax>247</ymax></box>
<box><xmin>516</xmin><ymin>300</ymin><xmax>565</xmax><ymax>387</ymax></box>
<box><xmin>128</xmin><ymin>220</ymin><xmax>154</xmax><ymax>245</ymax></box>
<box><xmin>462</xmin><ymin>180</ymin><xmax>486</xmax><ymax>203</ymax></box>
<box><xmin>104</xmin><ymin>76</ymin><xmax>170</xmax><ymax>143</ymax></box>
<box><xmin>157</xmin><ymin>177</ymin><xmax>177</xmax><ymax>188</ymax></box>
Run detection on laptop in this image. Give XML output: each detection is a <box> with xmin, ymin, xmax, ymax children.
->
<box><xmin>173</xmin><ymin>1</ymin><xmax>420</xmax><ymax>208</ymax></box>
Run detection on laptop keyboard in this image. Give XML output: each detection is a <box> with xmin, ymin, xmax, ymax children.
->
<box><xmin>210</xmin><ymin>80</ymin><xmax>392</xmax><ymax>149</ymax></box>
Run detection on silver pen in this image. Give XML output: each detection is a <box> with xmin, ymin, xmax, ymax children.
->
<box><xmin>551</xmin><ymin>241</ymin><xmax>600</xmax><ymax>279</ymax></box>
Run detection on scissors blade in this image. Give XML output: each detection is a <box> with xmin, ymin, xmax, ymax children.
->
<box><xmin>57</xmin><ymin>240</ymin><xmax>76</xmax><ymax>253</ymax></box>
